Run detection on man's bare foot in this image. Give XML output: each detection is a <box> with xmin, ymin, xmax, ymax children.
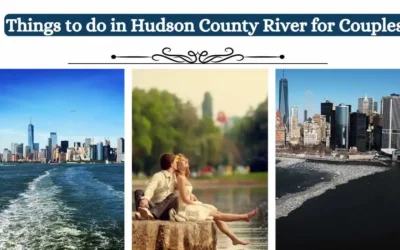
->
<box><xmin>245</xmin><ymin>208</ymin><xmax>259</xmax><ymax>222</ymax></box>
<box><xmin>133</xmin><ymin>212</ymin><xmax>142</xmax><ymax>220</ymax></box>
<box><xmin>232</xmin><ymin>239</ymin><xmax>250</xmax><ymax>245</ymax></box>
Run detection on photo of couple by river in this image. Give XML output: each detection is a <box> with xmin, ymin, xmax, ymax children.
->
<box><xmin>132</xmin><ymin>69</ymin><xmax>268</xmax><ymax>250</ymax></box>
<box><xmin>276</xmin><ymin>69</ymin><xmax>400</xmax><ymax>250</ymax></box>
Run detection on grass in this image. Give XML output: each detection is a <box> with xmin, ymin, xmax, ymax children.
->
<box><xmin>192</xmin><ymin>172</ymin><xmax>268</xmax><ymax>180</ymax></box>
<box><xmin>133</xmin><ymin>172</ymin><xmax>268</xmax><ymax>181</ymax></box>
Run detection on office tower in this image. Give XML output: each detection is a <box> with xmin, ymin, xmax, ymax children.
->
<box><xmin>117</xmin><ymin>137</ymin><xmax>125</xmax><ymax>163</ymax></box>
<box><xmin>276</xmin><ymin>110</ymin><xmax>286</xmax><ymax>146</ymax></box>
<box><xmin>373</xmin><ymin>114</ymin><xmax>384</xmax><ymax>150</ymax></box>
<box><xmin>34</xmin><ymin>143</ymin><xmax>39</xmax><ymax>151</ymax></box>
<box><xmin>290</xmin><ymin>107</ymin><xmax>300</xmax><ymax>143</ymax></box>
<box><xmin>382</xmin><ymin>94</ymin><xmax>400</xmax><ymax>149</ymax></box>
<box><xmin>2</xmin><ymin>149</ymin><xmax>11</xmax><ymax>162</ymax></box>
<box><xmin>103</xmin><ymin>144</ymin><xmax>110</xmax><ymax>161</ymax></box>
<box><xmin>104</xmin><ymin>138</ymin><xmax>110</xmax><ymax>146</ymax></box>
<box><xmin>91</xmin><ymin>144</ymin><xmax>98</xmax><ymax>161</ymax></box>
<box><xmin>47</xmin><ymin>138</ymin><xmax>52</xmax><ymax>161</ymax></box>
<box><xmin>97</xmin><ymin>142</ymin><xmax>104</xmax><ymax>161</ymax></box>
<box><xmin>85</xmin><ymin>138</ymin><xmax>91</xmax><ymax>148</ymax></box>
<box><xmin>61</xmin><ymin>140</ymin><xmax>69</xmax><ymax>153</ymax></box>
<box><xmin>303</xmin><ymin>121</ymin><xmax>319</xmax><ymax>146</ymax></box>
<box><xmin>335</xmin><ymin>104</ymin><xmax>350</xmax><ymax>149</ymax></box>
<box><xmin>16</xmin><ymin>143</ymin><xmax>23</xmax><ymax>158</ymax></box>
<box><xmin>50</xmin><ymin>132</ymin><xmax>57</xmax><ymax>153</ymax></box>
<box><xmin>321</xmin><ymin>100</ymin><xmax>336</xmax><ymax>148</ymax></box>
<box><xmin>279</xmin><ymin>72</ymin><xmax>289</xmax><ymax>127</ymax></box>
<box><xmin>25</xmin><ymin>145</ymin><xmax>30</xmax><ymax>159</ymax></box>
<box><xmin>321</xmin><ymin>100</ymin><xmax>334</xmax><ymax>123</ymax></box>
<box><xmin>304</xmin><ymin>110</ymin><xmax>308</xmax><ymax>123</ymax></box>
<box><xmin>374</xmin><ymin>101</ymin><xmax>378</xmax><ymax>113</ymax></box>
<box><xmin>349</xmin><ymin>112</ymin><xmax>367</xmax><ymax>152</ymax></box>
<box><xmin>117</xmin><ymin>138</ymin><xmax>124</xmax><ymax>154</ymax></box>
<box><xmin>358</xmin><ymin>95</ymin><xmax>374</xmax><ymax>115</ymax></box>
<box><xmin>28</xmin><ymin>117</ymin><xmax>34</xmax><ymax>152</ymax></box>
<box><xmin>74</xmin><ymin>142</ymin><xmax>81</xmax><ymax>148</ymax></box>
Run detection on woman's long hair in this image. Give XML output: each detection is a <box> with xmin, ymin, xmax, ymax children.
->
<box><xmin>175</xmin><ymin>153</ymin><xmax>190</xmax><ymax>177</ymax></box>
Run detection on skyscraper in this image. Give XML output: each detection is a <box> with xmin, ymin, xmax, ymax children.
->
<box><xmin>374</xmin><ymin>101</ymin><xmax>378</xmax><ymax>113</ymax></box>
<box><xmin>74</xmin><ymin>142</ymin><xmax>81</xmax><ymax>148</ymax></box>
<box><xmin>61</xmin><ymin>141</ymin><xmax>69</xmax><ymax>153</ymax></box>
<box><xmin>85</xmin><ymin>138</ymin><xmax>91</xmax><ymax>148</ymax></box>
<box><xmin>50</xmin><ymin>132</ymin><xmax>57</xmax><ymax>153</ymax></box>
<box><xmin>117</xmin><ymin>137</ymin><xmax>125</xmax><ymax>163</ymax></box>
<box><xmin>304</xmin><ymin>110</ymin><xmax>308</xmax><ymax>123</ymax></box>
<box><xmin>382</xmin><ymin>94</ymin><xmax>400</xmax><ymax>149</ymax></box>
<box><xmin>47</xmin><ymin>138</ymin><xmax>52</xmax><ymax>161</ymax></box>
<box><xmin>28</xmin><ymin>117</ymin><xmax>34</xmax><ymax>153</ymax></box>
<box><xmin>321</xmin><ymin>100</ymin><xmax>336</xmax><ymax>149</ymax></box>
<box><xmin>335</xmin><ymin>104</ymin><xmax>350</xmax><ymax>149</ymax></box>
<box><xmin>34</xmin><ymin>143</ymin><xmax>39</xmax><ymax>151</ymax></box>
<box><xmin>117</xmin><ymin>138</ymin><xmax>125</xmax><ymax>154</ymax></box>
<box><xmin>350</xmin><ymin>112</ymin><xmax>367</xmax><ymax>152</ymax></box>
<box><xmin>97</xmin><ymin>142</ymin><xmax>104</xmax><ymax>161</ymax></box>
<box><xmin>279</xmin><ymin>72</ymin><xmax>289</xmax><ymax>126</ymax></box>
<box><xmin>358</xmin><ymin>95</ymin><xmax>374</xmax><ymax>115</ymax></box>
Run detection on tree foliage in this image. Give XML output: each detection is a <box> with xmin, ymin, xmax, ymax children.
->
<box><xmin>133</xmin><ymin>88</ymin><xmax>268</xmax><ymax>175</ymax></box>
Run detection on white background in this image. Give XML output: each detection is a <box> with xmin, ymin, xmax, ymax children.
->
<box><xmin>2</xmin><ymin>1</ymin><xmax>400</xmax><ymax>249</ymax></box>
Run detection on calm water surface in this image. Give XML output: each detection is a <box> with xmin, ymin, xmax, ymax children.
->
<box><xmin>0</xmin><ymin>164</ymin><xmax>124</xmax><ymax>250</ymax></box>
<box><xmin>194</xmin><ymin>186</ymin><xmax>268</xmax><ymax>250</ymax></box>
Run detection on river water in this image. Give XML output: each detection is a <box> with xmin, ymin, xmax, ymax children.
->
<box><xmin>0</xmin><ymin>164</ymin><xmax>124</xmax><ymax>250</ymax></box>
<box><xmin>193</xmin><ymin>186</ymin><xmax>268</xmax><ymax>250</ymax></box>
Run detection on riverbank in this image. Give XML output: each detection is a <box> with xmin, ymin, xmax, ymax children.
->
<box><xmin>133</xmin><ymin>172</ymin><xmax>268</xmax><ymax>188</ymax></box>
<box><xmin>277</xmin><ymin>163</ymin><xmax>400</xmax><ymax>250</ymax></box>
<box><xmin>277</xmin><ymin>152</ymin><xmax>390</xmax><ymax>166</ymax></box>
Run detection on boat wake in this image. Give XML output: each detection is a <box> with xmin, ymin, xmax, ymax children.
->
<box><xmin>276</xmin><ymin>157</ymin><xmax>389</xmax><ymax>219</ymax></box>
<box><xmin>0</xmin><ymin>170</ymin><xmax>82</xmax><ymax>249</ymax></box>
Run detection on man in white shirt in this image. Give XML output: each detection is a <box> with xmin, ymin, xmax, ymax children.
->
<box><xmin>134</xmin><ymin>153</ymin><xmax>178</xmax><ymax>220</ymax></box>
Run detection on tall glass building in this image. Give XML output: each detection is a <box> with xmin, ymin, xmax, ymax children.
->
<box><xmin>279</xmin><ymin>76</ymin><xmax>289</xmax><ymax>126</ymax></box>
<box><xmin>50</xmin><ymin>132</ymin><xmax>57</xmax><ymax>159</ymax></box>
<box><xmin>97</xmin><ymin>142</ymin><xmax>104</xmax><ymax>161</ymax></box>
<box><xmin>382</xmin><ymin>94</ymin><xmax>400</xmax><ymax>149</ymax></box>
<box><xmin>335</xmin><ymin>104</ymin><xmax>350</xmax><ymax>149</ymax></box>
<box><xmin>28</xmin><ymin>118</ymin><xmax>34</xmax><ymax>153</ymax></box>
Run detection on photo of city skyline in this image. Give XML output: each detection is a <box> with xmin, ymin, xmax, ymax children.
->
<box><xmin>0</xmin><ymin>69</ymin><xmax>125</xmax><ymax>250</ymax></box>
<box><xmin>0</xmin><ymin>69</ymin><xmax>124</xmax><ymax>163</ymax></box>
<box><xmin>276</xmin><ymin>69</ymin><xmax>400</xmax><ymax>250</ymax></box>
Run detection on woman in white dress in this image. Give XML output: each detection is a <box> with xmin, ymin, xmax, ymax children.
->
<box><xmin>174</xmin><ymin>154</ymin><xmax>258</xmax><ymax>246</ymax></box>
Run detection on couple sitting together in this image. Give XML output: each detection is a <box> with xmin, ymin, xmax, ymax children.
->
<box><xmin>134</xmin><ymin>153</ymin><xmax>258</xmax><ymax>246</ymax></box>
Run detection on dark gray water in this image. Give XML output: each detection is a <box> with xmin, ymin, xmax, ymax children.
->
<box><xmin>194</xmin><ymin>186</ymin><xmax>268</xmax><ymax>250</ymax></box>
<box><xmin>0</xmin><ymin>164</ymin><xmax>124</xmax><ymax>250</ymax></box>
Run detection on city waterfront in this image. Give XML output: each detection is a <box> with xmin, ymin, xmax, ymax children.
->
<box><xmin>0</xmin><ymin>164</ymin><xmax>124</xmax><ymax>250</ymax></box>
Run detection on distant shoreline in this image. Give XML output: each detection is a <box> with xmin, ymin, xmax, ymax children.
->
<box><xmin>277</xmin><ymin>153</ymin><xmax>390</xmax><ymax>167</ymax></box>
<box><xmin>133</xmin><ymin>178</ymin><xmax>268</xmax><ymax>189</ymax></box>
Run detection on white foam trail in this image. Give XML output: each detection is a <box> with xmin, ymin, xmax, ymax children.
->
<box><xmin>276</xmin><ymin>157</ymin><xmax>389</xmax><ymax>219</ymax></box>
<box><xmin>0</xmin><ymin>170</ymin><xmax>82</xmax><ymax>249</ymax></box>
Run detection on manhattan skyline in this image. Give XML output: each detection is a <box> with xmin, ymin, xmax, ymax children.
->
<box><xmin>276</xmin><ymin>69</ymin><xmax>400</xmax><ymax>123</ymax></box>
<box><xmin>0</xmin><ymin>69</ymin><xmax>124</xmax><ymax>151</ymax></box>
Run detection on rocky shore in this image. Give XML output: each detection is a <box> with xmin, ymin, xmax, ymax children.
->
<box><xmin>132</xmin><ymin>220</ymin><xmax>217</xmax><ymax>250</ymax></box>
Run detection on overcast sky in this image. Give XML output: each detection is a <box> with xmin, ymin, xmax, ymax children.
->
<box><xmin>132</xmin><ymin>69</ymin><xmax>268</xmax><ymax>119</ymax></box>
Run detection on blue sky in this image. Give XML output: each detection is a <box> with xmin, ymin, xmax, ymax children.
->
<box><xmin>0</xmin><ymin>69</ymin><xmax>124</xmax><ymax>151</ymax></box>
<box><xmin>276</xmin><ymin>69</ymin><xmax>400</xmax><ymax>122</ymax></box>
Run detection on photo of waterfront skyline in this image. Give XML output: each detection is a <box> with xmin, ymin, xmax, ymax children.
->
<box><xmin>0</xmin><ymin>69</ymin><xmax>125</xmax><ymax>249</ymax></box>
<box><xmin>275</xmin><ymin>69</ymin><xmax>400</xmax><ymax>250</ymax></box>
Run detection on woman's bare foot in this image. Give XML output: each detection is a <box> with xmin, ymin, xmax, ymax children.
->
<box><xmin>245</xmin><ymin>208</ymin><xmax>259</xmax><ymax>222</ymax></box>
<box><xmin>232</xmin><ymin>238</ymin><xmax>250</xmax><ymax>245</ymax></box>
